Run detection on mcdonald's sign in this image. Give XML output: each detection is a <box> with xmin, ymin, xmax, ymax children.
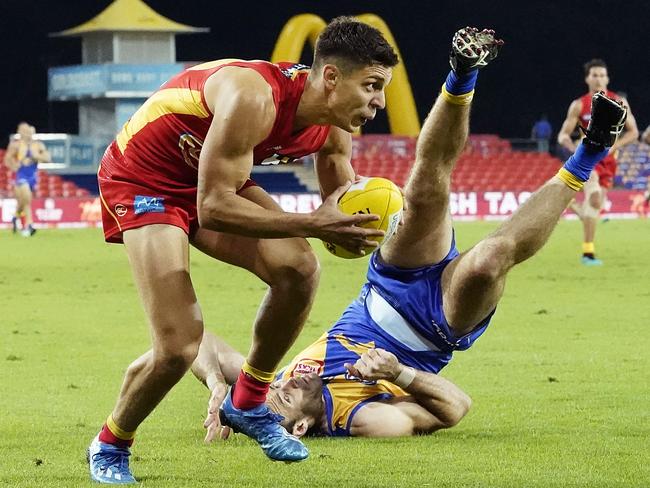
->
<box><xmin>271</xmin><ymin>14</ymin><xmax>421</xmax><ymax>136</ymax></box>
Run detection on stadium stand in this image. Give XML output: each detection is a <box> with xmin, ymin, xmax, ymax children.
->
<box><xmin>250</xmin><ymin>170</ymin><xmax>309</xmax><ymax>193</ymax></box>
<box><xmin>0</xmin><ymin>167</ymin><xmax>91</xmax><ymax>200</ymax></box>
<box><xmin>615</xmin><ymin>142</ymin><xmax>650</xmax><ymax>190</ymax></box>
<box><xmin>3</xmin><ymin>137</ymin><xmax>646</xmax><ymax>198</ymax></box>
<box><xmin>350</xmin><ymin>134</ymin><xmax>562</xmax><ymax>191</ymax></box>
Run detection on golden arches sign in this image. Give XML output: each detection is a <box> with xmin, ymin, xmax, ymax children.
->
<box><xmin>271</xmin><ymin>14</ymin><xmax>420</xmax><ymax>136</ymax></box>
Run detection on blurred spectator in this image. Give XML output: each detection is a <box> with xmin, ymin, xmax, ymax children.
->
<box><xmin>531</xmin><ymin>114</ymin><xmax>552</xmax><ymax>153</ymax></box>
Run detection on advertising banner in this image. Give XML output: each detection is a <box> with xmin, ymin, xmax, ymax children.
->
<box><xmin>0</xmin><ymin>191</ymin><xmax>646</xmax><ymax>230</ymax></box>
<box><xmin>48</xmin><ymin>64</ymin><xmax>184</xmax><ymax>100</ymax></box>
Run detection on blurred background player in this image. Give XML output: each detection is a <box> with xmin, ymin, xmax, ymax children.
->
<box><xmin>192</xmin><ymin>29</ymin><xmax>627</xmax><ymax>443</ymax></box>
<box><xmin>557</xmin><ymin>59</ymin><xmax>638</xmax><ymax>265</ymax></box>
<box><xmin>3</xmin><ymin>122</ymin><xmax>51</xmax><ymax>237</ymax></box>
<box><xmin>88</xmin><ymin>17</ymin><xmax>397</xmax><ymax>483</ymax></box>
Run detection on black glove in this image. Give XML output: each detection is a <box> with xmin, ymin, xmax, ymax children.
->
<box><xmin>580</xmin><ymin>92</ymin><xmax>627</xmax><ymax>152</ymax></box>
<box><xmin>449</xmin><ymin>27</ymin><xmax>504</xmax><ymax>75</ymax></box>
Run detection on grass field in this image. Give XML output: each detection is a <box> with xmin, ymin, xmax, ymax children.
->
<box><xmin>1</xmin><ymin>220</ymin><xmax>649</xmax><ymax>487</ymax></box>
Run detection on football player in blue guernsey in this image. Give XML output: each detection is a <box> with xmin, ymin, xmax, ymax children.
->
<box><xmin>192</xmin><ymin>27</ymin><xmax>627</xmax><ymax>440</ymax></box>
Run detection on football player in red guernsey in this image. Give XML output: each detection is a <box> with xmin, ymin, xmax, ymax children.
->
<box><xmin>88</xmin><ymin>17</ymin><xmax>398</xmax><ymax>483</ymax></box>
<box><xmin>557</xmin><ymin>59</ymin><xmax>638</xmax><ymax>265</ymax></box>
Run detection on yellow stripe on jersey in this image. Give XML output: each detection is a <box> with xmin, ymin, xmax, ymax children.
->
<box><xmin>187</xmin><ymin>59</ymin><xmax>241</xmax><ymax>71</ymax></box>
<box><xmin>326</xmin><ymin>379</ymin><xmax>407</xmax><ymax>434</ymax></box>
<box><xmin>116</xmin><ymin>87</ymin><xmax>211</xmax><ymax>153</ymax></box>
<box><xmin>332</xmin><ymin>334</ymin><xmax>375</xmax><ymax>355</ymax></box>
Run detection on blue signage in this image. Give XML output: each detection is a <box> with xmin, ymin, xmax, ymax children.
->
<box><xmin>48</xmin><ymin>64</ymin><xmax>184</xmax><ymax>100</ymax></box>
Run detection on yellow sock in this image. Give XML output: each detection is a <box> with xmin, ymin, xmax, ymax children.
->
<box><xmin>241</xmin><ymin>361</ymin><xmax>275</xmax><ymax>383</ymax></box>
<box><xmin>106</xmin><ymin>414</ymin><xmax>136</xmax><ymax>440</ymax></box>
<box><xmin>582</xmin><ymin>242</ymin><xmax>595</xmax><ymax>254</ymax></box>
<box><xmin>556</xmin><ymin>168</ymin><xmax>584</xmax><ymax>191</ymax></box>
<box><xmin>441</xmin><ymin>84</ymin><xmax>474</xmax><ymax>105</ymax></box>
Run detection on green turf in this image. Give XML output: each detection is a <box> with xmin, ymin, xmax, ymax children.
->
<box><xmin>1</xmin><ymin>220</ymin><xmax>649</xmax><ymax>487</ymax></box>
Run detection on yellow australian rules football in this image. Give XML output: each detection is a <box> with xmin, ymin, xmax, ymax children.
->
<box><xmin>323</xmin><ymin>176</ymin><xmax>404</xmax><ymax>259</ymax></box>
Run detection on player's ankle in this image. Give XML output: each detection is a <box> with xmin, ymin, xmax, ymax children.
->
<box><xmin>557</xmin><ymin>142</ymin><xmax>609</xmax><ymax>190</ymax></box>
<box><xmin>98</xmin><ymin>416</ymin><xmax>135</xmax><ymax>448</ymax></box>
<box><xmin>445</xmin><ymin>69</ymin><xmax>478</xmax><ymax>95</ymax></box>
<box><xmin>231</xmin><ymin>365</ymin><xmax>274</xmax><ymax>410</ymax></box>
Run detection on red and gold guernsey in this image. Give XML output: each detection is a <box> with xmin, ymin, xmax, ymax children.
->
<box><xmin>578</xmin><ymin>90</ymin><xmax>619</xmax><ymax>128</ymax></box>
<box><xmin>576</xmin><ymin>90</ymin><xmax>620</xmax><ymax>189</ymax></box>
<box><xmin>98</xmin><ymin>59</ymin><xmax>330</xmax><ymax>243</ymax></box>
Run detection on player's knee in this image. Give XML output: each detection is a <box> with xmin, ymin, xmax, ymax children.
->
<box><xmin>153</xmin><ymin>344</ymin><xmax>200</xmax><ymax>377</ymax></box>
<box><xmin>404</xmin><ymin>181</ymin><xmax>449</xmax><ymax>212</ymax></box>
<box><xmin>270</xmin><ymin>248</ymin><xmax>320</xmax><ymax>292</ymax></box>
<box><xmin>583</xmin><ymin>199</ymin><xmax>601</xmax><ymax>219</ymax></box>
<box><xmin>153</xmin><ymin>329</ymin><xmax>203</xmax><ymax>376</ymax></box>
<box><xmin>466</xmin><ymin>237</ymin><xmax>515</xmax><ymax>284</ymax></box>
<box><xmin>588</xmin><ymin>191</ymin><xmax>602</xmax><ymax>210</ymax></box>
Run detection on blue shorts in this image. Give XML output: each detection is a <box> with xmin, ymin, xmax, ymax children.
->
<box><xmin>15</xmin><ymin>176</ymin><xmax>36</xmax><ymax>191</ymax></box>
<box><xmin>327</xmin><ymin>239</ymin><xmax>495</xmax><ymax>375</ymax></box>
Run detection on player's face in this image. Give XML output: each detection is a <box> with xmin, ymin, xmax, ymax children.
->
<box><xmin>266</xmin><ymin>373</ymin><xmax>324</xmax><ymax>432</ymax></box>
<box><xmin>585</xmin><ymin>67</ymin><xmax>609</xmax><ymax>92</ymax></box>
<box><xmin>327</xmin><ymin>64</ymin><xmax>392</xmax><ymax>132</ymax></box>
<box><xmin>17</xmin><ymin>123</ymin><xmax>32</xmax><ymax>139</ymax></box>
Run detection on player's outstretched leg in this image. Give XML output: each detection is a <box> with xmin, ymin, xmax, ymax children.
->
<box><xmin>580</xmin><ymin>172</ymin><xmax>604</xmax><ymax>265</ymax></box>
<box><xmin>191</xmin><ymin>186</ymin><xmax>317</xmax><ymax>462</ymax></box>
<box><xmin>88</xmin><ymin>225</ymin><xmax>205</xmax><ymax>484</ymax></box>
<box><xmin>381</xmin><ymin>27</ymin><xmax>503</xmax><ymax>268</ymax></box>
<box><xmin>441</xmin><ymin>92</ymin><xmax>627</xmax><ymax>335</ymax></box>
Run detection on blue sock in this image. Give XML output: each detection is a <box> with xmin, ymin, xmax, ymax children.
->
<box><xmin>563</xmin><ymin>142</ymin><xmax>609</xmax><ymax>181</ymax></box>
<box><xmin>445</xmin><ymin>69</ymin><xmax>479</xmax><ymax>95</ymax></box>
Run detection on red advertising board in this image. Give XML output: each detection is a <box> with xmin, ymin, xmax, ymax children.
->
<box><xmin>0</xmin><ymin>190</ymin><xmax>647</xmax><ymax>229</ymax></box>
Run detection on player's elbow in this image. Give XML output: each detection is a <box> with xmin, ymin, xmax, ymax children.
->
<box><xmin>439</xmin><ymin>392</ymin><xmax>472</xmax><ymax>429</ymax></box>
<box><xmin>197</xmin><ymin>194</ymin><xmax>229</xmax><ymax>231</ymax></box>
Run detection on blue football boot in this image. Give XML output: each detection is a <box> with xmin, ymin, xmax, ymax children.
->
<box><xmin>581</xmin><ymin>255</ymin><xmax>603</xmax><ymax>266</ymax></box>
<box><xmin>219</xmin><ymin>388</ymin><xmax>308</xmax><ymax>462</ymax></box>
<box><xmin>87</xmin><ymin>435</ymin><xmax>136</xmax><ymax>484</ymax></box>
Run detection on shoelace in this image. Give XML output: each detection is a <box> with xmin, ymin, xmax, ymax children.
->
<box><xmin>92</xmin><ymin>447</ymin><xmax>131</xmax><ymax>472</ymax></box>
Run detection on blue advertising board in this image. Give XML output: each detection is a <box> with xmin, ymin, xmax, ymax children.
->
<box><xmin>48</xmin><ymin>64</ymin><xmax>184</xmax><ymax>100</ymax></box>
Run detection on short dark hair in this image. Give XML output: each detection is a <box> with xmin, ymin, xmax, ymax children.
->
<box><xmin>313</xmin><ymin>16</ymin><xmax>399</xmax><ymax>72</ymax></box>
<box><xmin>584</xmin><ymin>58</ymin><xmax>608</xmax><ymax>76</ymax></box>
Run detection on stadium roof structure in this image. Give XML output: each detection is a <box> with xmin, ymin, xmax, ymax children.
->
<box><xmin>52</xmin><ymin>0</ymin><xmax>209</xmax><ymax>36</ymax></box>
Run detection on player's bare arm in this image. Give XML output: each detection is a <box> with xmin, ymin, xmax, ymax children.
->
<box><xmin>345</xmin><ymin>349</ymin><xmax>471</xmax><ymax>436</ymax></box>
<box><xmin>198</xmin><ymin>68</ymin><xmax>382</xmax><ymax>253</ymax></box>
<box><xmin>4</xmin><ymin>141</ymin><xmax>19</xmax><ymax>171</ymax></box>
<box><xmin>314</xmin><ymin>125</ymin><xmax>355</xmax><ymax>198</ymax></box>
<box><xmin>32</xmin><ymin>141</ymin><xmax>51</xmax><ymax>164</ymax></box>
<box><xmin>557</xmin><ymin>99</ymin><xmax>582</xmax><ymax>152</ymax></box>
<box><xmin>610</xmin><ymin>97</ymin><xmax>638</xmax><ymax>151</ymax></box>
<box><xmin>191</xmin><ymin>331</ymin><xmax>244</xmax><ymax>442</ymax></box>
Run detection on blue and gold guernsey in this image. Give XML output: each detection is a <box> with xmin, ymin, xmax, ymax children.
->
<box><xmin>15</xmin><ymin>142</ymin><xmax>38</xmax><ymax>190</ymax></box>
<box><xmin>279</xmin><ymin>238</ymin><xmax>495</xmax><ymax>436</ymax></box>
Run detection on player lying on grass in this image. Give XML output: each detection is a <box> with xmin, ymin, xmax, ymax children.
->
<box><xmin>193</xmin><ymin>28</ymin><xmax>625</xmax><ymax>441</ymax></box>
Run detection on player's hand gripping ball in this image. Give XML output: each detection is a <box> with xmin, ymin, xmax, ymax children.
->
<box><xmin>323</xmin><ymin>177</ymin><xmax>404</xmax><ymax>259</ymax></box>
